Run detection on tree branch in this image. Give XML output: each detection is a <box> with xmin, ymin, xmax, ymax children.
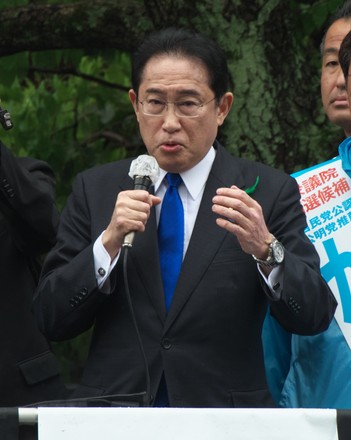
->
<box><xmin>0</xmin><ymin>1</ymin><xmax>152</xmax><ymax>56</ymax></box>
<box><xmin>28</xmin><ymin>66</ymin><xmax>130</xmax><ymax>91</ymax></box>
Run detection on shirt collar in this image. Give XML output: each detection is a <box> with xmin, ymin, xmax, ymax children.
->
<box><xmin>154</xmin><ymin>147</ymin><xmax>216</xmax><ymax>199</ymax></box>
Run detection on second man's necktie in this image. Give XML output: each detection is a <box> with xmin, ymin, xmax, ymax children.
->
<box><xmin>158</xmin><ymin>173</ymin><xmax>184</xmax><ymax>311</ymax></box>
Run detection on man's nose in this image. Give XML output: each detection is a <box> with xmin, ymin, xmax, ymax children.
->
<box><xmin>162</xmin><ymin>104</ymin><xmax>181</xmax><ymax>130</ymax></box>
<box><xmin>336</xmin><ymin>66</ymin><xmax>346</xmax><ymax>89</ymax></box>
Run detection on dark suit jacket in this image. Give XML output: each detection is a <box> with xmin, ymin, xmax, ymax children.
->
<box><xmin>0</xmin><ymin>142</ymin><xmax>66</xmax><ymax>406</ymax></box>
<box><xmin>34</xmin><ymin>141</ymin><xmax>336</xmax><ymax>408</ymax></box>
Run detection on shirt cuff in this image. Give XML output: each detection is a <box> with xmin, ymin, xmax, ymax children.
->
<box><xmin>257</xmin><ymin>264</ymin><xmax>283</xmax><ymax>300</ymax></box>
<box><xmin>93</xmin><ymin>231</ymin><xmax>120</xmax><ymax>293</ymax></box>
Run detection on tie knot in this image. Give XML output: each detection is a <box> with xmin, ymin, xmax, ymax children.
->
<box><xmin>166</xmin><ymin>173</ymin><xmax>182</xmax><ymax>188</ymax></box>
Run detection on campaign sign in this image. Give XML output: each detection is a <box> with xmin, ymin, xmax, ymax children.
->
<box><xmin>293</xmin><ymin>157</ymin><xmax>351</xmax><ymax>348</ymax></box>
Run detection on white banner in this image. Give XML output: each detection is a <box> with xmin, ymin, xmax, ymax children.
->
<box><xmin>293</xmin><ymin>157</ymin><xmax>351</xmax><ymax>348</ymax></box>
<box><xmin>37</xmin><ymin>407</ymin><xmax>338</xmax><ymax>440</ymax></box>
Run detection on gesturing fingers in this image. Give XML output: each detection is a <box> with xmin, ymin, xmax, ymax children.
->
<box><xmin>212</xmin><ymin>186</ymin><xmax>257</xmax><ymax>225</ymax></box>
<box><xmin>212</xmin><ymin>186</ymin><xmax>270</xmax><ymax>256</ymax></box>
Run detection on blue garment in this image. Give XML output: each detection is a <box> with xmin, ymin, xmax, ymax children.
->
<box><xmin>263</xmin><ymin>313</ymin><xmax>351</xmax><ymax>408</ymax></box>
<box><xmin>261</xmin><ymin>309</ymin><xmax>291</xmax><ymax>404</ymax></box>
<box><xmin>281</xmin><ymin>319</ymin><xmax>351</xmax><ymax>408</ymax></box>
<box><xmin>339</xmin><ymin>137</ymin><xmax>351</xmax><ymax>178</ymax></box>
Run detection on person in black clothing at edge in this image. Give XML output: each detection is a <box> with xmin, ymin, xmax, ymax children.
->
<box><xmin>0</xmin><ymin>104</ymin><xmax>66</xmax><ymax>438</ymax></box>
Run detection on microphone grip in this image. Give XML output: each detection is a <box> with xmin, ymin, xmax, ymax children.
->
<box><xmin>134</xmin><ymin>175</ymin><xmax>152</xmax><ymax>191</ymax></box>
<box><xmin>123</xmin><ymin>231</ymin><xmax>135</xmax><ymax>248</ymax></box>
<box><xmin>122</xmin><ymin>175</ymin><xmax>153</xmax><ymax>248</ymax></box>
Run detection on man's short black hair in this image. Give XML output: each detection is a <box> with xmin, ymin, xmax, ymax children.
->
<box><xmin>321</xmin><ymin>0</ymin><xmax>351</xmax><ymax>53</ymax></box>
<box><xmin>131</xmin><ymin>27</ymin><xmax>232</xmax><ymax>100</ymax></box>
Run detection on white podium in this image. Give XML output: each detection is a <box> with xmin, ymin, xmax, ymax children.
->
<box><xmin>24</xmin><ymin>407</ymin><xmax>339</xmax><ymax>440</ymax></box>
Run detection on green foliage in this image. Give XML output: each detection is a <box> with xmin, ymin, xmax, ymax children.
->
<box><xmin>0</xmin><ymin>49</ymin><xmax>137</xmax><ymax>209</ymax></box>
<box><xmin>0</xmin><ymin>0</ymin><xmax>348</xmax><ymax>388</ymax></box>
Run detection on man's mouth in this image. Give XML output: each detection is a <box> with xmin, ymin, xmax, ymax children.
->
<box><xmin>159</xmin><ymin>141</ymin><xmax>182</xmax><ymax>150</ymax></box>
<box><xmin>331</xmin><ymin>96</ymin><xmax>349</xmax><ymax>106</ymax></box>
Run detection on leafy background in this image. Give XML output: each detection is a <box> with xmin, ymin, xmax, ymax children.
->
<box><xmin>0</xmin><ymin>0</ymin><xmax>346</xmax><ymax>388</ymax></box>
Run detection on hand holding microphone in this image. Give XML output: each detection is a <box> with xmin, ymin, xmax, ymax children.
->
<box><xmin>102</xmin><ymin>155</ymin><xmax>160</xmax><ymax>257</ymax></box>
<box><xmin>123</xmin><ymin>155</ymin><xmax>160</xmax><ymax>247</ymax></box>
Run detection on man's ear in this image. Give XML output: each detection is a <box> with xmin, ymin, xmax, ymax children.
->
<box><xmin>217</xmin><ymin>92</ymin><xmax>234</xmax><ymax>126</ymax></box>
<box><xmin>129</xmin><ymin>89</ymin><xmax>139</xmax><ymax>120</ymax></box>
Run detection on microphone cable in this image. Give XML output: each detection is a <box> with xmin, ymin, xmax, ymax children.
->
<box><xmin>122</xmin><ymin>245</ymin><xmax>152</xmax><ymax>407</ymax></box>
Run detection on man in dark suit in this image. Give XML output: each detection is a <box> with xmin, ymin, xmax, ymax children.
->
<box><xmin>0</xmin><ymin>139</ymin><xmax>66</xmax><ymax>406</ymax></box>
<box><xmin>34</xmin><ymin>28</ymin><xmax>336</xmax><ymax>408</ymax></box>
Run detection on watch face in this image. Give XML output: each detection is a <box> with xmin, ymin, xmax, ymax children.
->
<box><xmin>272</xmin><ymin>241</ymin><xmax>284</xmax><ymax>264</ymax></box>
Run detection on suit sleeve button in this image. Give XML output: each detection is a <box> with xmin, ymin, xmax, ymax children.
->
<box><xmin>162</xmin><ymin>339</ymin><xmax>172</xmax><ymax>350</ymax></box>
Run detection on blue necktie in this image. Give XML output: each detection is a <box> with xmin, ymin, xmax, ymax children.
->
<box><xmin>158</xmin><ymin>173</ymin><xmax>184</xmax><ymax>311</ymax></box>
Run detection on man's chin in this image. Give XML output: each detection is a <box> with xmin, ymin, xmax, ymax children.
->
<box><xmin>328</xmin><ymin>112</ymin><xmax>351</xmax><ymax>132</ymax></box>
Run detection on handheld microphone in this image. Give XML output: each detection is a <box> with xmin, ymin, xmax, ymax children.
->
<box><xmin>123</xmin><ymin>155</ymin><xmax>159</xmax><ymax>247</ymax></box>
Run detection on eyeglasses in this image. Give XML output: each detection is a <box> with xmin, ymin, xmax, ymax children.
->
<box><xmin>137</xmin><ymin>96</ymin><xmax>217</xmax><ymax>118</ymax></box>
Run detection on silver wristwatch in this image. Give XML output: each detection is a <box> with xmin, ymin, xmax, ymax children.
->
<box><xmin>252</xmin><ymin>236</ymin><xmax>284</xmax><ymax>268</ymax></box>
